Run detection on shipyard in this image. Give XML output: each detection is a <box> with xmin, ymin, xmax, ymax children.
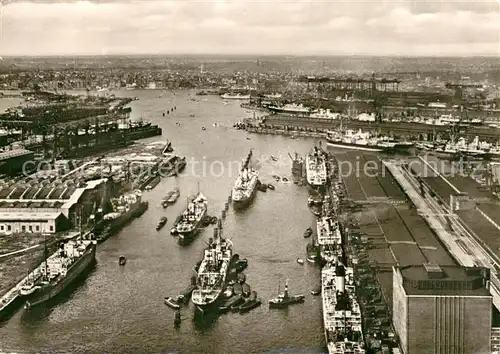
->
<box><xmin>0</xmin><ymin>1</ymin><xmax>500</xmax><ymax>353</ymax></box>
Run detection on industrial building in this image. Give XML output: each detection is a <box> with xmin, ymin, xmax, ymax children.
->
<box><xmin>0</xmin><ymin>177</ymin><xmax>109</xmax><ymax>235</ymax></box>
<box><xmin>393</xmin><ymin>264</ymin><xmax>492</xmax><ymax>354</ymax></box>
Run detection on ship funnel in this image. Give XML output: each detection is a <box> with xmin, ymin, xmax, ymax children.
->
<box><xmin>335</xmin><ymin>263</ymin><xmax>346</xmax><ymax>293</ymax></box>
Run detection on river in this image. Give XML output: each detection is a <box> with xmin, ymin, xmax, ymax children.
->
<box><xmin>0</xmin><ymin>89</ymin><xmax>325</xmax><ymax>353</ymax></box>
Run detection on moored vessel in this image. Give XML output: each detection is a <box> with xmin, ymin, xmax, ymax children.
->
<box><xmin>221</xmin><ymin>93</ymin><xmax>250</xmax><ymax>100</ymax></box>
<box><xmin>306</xmin><ymin>146</ymin><xmax>328</xmax><ymax>191</ymax></box>
<box><xmin>232</xmin><ymin>151</ymin><xmax>259</xmax><ymax>208</ymax></box>
<box><xmin>322</xmin><ymin>262</ymin><xmax>364</xmax><ymax>354</ymax></box>
<box><xmin>317</xmin><ymin>215</ymin><xmax>343</xmax><ymax>263</ymax></box>
<box><xmin>174</xmin><ymin>192</ymin><xmax>208</xmax><ymax>243</ymax></box>
<box><xmin>191</xmin><ymin>234</ymin><xmax>233</xmax><ymax>313</ymax></box>
<box><xmin>21</xmin><ymin>239</ymin><xmax>97</xmax><ymax>310</ymax></box>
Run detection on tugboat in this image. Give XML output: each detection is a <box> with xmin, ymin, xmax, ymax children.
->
<box><xmin>156</xmin><ymin>217</ymin><xmax>168</xmax><ymax>231</ymax></box>
<box><xmin>303</xmin><ymin>227</ymin><xmax>313</xmax><ymax>238</ymax></box>
<box><xmin>268</xmin><ymin>279</ymin><xmax>305</xmax><ymax>308</ymax></box>
<box><xmin>119</xmin><ymin>255</ymin><xmax>126</xmax><ymax>266</ymax></box>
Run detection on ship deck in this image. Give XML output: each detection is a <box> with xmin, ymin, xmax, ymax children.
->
<box><xmin>335</xmin><ymin>151</ymin><xmax>457</xmax><ymax>306</ymax></box>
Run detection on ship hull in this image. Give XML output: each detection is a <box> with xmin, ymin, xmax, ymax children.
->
<box><xmin>326</xmin><ymin>140</ymin><xmax>384</xmax><ymax>152</ymax></box>
<box><xmin>232</xmin><ymin>185</ymin><xmax>258</xmax><ymax>209</ymax></box>
<box><xmin>24</xmin><ymin>244</ymin><xmax>97</xmax><ymax>309</ymax></box>
<box><xmin>177</xmin><ymin>209</ymin><xmax>207</xmax><ymax>244</ymax></box>
<box><xmin>96</xmin><ymin>201</ymin><xmax>148</xmax><ymax>243</ymax></box>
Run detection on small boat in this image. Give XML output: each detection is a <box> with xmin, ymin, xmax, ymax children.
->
<box><xmin>233</xmin><ymin>283</ymin><xmax>243</xmax><ymax>296</ymax></box>
<box><xmin>273</xmin><ymin>175</ymin><xmax>281</xmax><ymax>182</ymax></box>
<box><xmin>220</xmin><ymin>294</ymin><xmax>244</xmax><ymax>312</ymax></box>
<box><xmin>223</xmin><ymin>285</ymin><xmax>233</xmax><ymax>298</ymax></box>
<box><xmin>311</xmin><ymin>285</ymin><xmax>321</xmax><ymax>296</ymax></box>
<box><xmin>229</xmin><ymin>296</ymin><xmax>246</xmax><ymax>312</ymax></box>
<box><xmin>156</xmin><ymin>217</ymin><xmax>168</xmax><ymax>231</ymax></box>
<box><xmin>271</xmin><ymin>155</ymin><xmax>278</xmax><ymax>162</ymax></box>
<box><xmin>282</xmin><ymin>177</ymin><xmax>289</xmax><ymax>183</ymax></box>
<box><xmin>269</xmin><ymin>279</ymin><xmax>305</xmax><ymax>309</ymax></box>
<box><xmin>258</xmin><ymin>183</ymin><xmax>267</xmax><ymax>192</ymax></box>
<box><xmin>119</xmin><ymin>255</ymin><xmax>126</xmax><ymax>266</ymax></box>
<box><xmin>201</xmin><ymin>127</ymin><xmax>206</xmax><ymax>131</ymax></box>
<box><xmin>267</xmin><ymin>184</ymin><xmax>275</xmax><ymax>190</ymax></box>
<box><xmin>239</xmin><ymin>298</ymin><xmax>261</xmax><ymax>313</ymax></box>
<box><xmin>164</xmin><ymin>297</ymin><xmax>180</xmax><ymax>309</ymax></box>
<box><xmin>242</xmin><ymin>283</ymin><xmax>251</xmax><ymax>297</ymax></box>
<box><xmin>303</xmin><ymin>227</ymin><xmax>313</xmax><ymax>238</ymax></box>
<box><xmin>237</xmin><ymin>273</ymin><xmax>246</xmax><ymax>284</ymax></box>
<box><xmin>232</xmin><ymin>259</ymin><xmax>248</xmax><ymax>273</ymax></box>
<box><xmin>297</xmin><ymin>258</ymin><xmax>304</xmax><ymax>265</ymax></box>
<box><xmin>167</xmin><ymin>188</ymin><xmax>180</xmax><ymax>204</ymax></box>
<box><xmin>239</xmin><ymin>291</ymin><xmax>259</xmax><ymax>313</ymax></box>
<box><xmin>174</xmin><ymin>310</ymin><xmax>181</xmax><ymax>326</ymax></box>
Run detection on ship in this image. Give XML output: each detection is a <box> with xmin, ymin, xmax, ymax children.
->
<box><xmin>94</xmin><ymin>191</ymin><xmax>148</xmax><ymax>243</ymax></box>
<box><xmin>173</xmin><ymin>192</ymin><xmax>208</xmax><ymax>243</ymax></box>
<box><xmin>322</xmin><ymin>262</ymin><xmax>364</xmax><ymax>354</ymax></box>
<box><xmin>232</xmin><ymin>151</ymin><xmax>259</xmax><ymax>208</ymax></box>
<box><xmin>191</xmin><ymin>234</ymin><xmax>233</xmax><ymax>313</ymax></box>
<box><xmin>263</xmin><ymin>93</ymin><xmax>282</xmax><ymax>99</ymax></box>
<box><xmin>221</xmin><ymin>93</ymin><xmax>250</xmax><ymax>100</ymax></box>
<box><xmin>267</xmin><ymin>103</ymin><xmax>318</xmax><ymax>115</ymax></box>
<box><xmin>289</xmin><ymin>152</ymin><xmax>305</xmax><ymax>185</ymax></box>
<box><xmin>326</xmin><ymin>130</ymin><xmax>389</xmax><ymax>152</ymax></box>
<box><xmin>21</xmin><ymin>239</ymin><xmax>97</xmax><ymax>309</ymax></box>
<box><xmin>306</xmin><ymin>146</ymin><xmax>328</xmax><ymax>191</ymax></box>
<box><xmin>162</xmin><ymin>155</ymin><xmax>187</xmax><ymax>177</ymax></box>
<box><xmin>167</xmin><ymin>188</ymin><xmax>180</xmax><ymax>204</ymax></box>
<box><xmin>317</xmin><ymin>216</ymin><xmax>343</xmax><ymax>263</ymax></box>
<box><xmin>268</xmin><ymin>279</ymin><xmax>305</xmax><ymax>308</ymax></box>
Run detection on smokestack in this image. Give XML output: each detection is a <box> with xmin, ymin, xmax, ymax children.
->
<box><xmin>335</xmin><ymin>263</ymin><xmax>346</xmax><ymax>293</ymax></box>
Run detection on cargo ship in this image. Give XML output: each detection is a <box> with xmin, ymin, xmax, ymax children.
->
<box><xmin>94</xmin><ymin>191</ymin><xmax>148</xmax><ymax>243</ymax></box>
<box><xmin>173</xmin><ymin>192</ymin><xmax>208</xmax><ymax>243</ymax></box>
<box><xmin>21</xmin><ymin>239</ymin><xmax>97</xmax><ymax>309</ymax></box>
<box><xmin>221</xmin><ymin>93</ymin><xmax>250</xmax><ymax>100</ymax></box>
<box><xmin>232</xmin><ymin>150</ymin><xmax>259</xmax><ymax>208</ymax></box>
<box><xmin>322</xmin><ymin>262</ymin><xmax>364</xmax><ymax>354</ymax></box>
<box><xmin>267</xmin><ymin>103</ymin><xmax>318</xmax><ymax>115</ymax></box>
<box><xmin>326</xmin><ymin>129</ymin><xmax>412</xmax><ymax>153</ymax></box>
<box><xmin>306</xmin><ymin>146</ymin><xmax>328</xmax><ymax>191</ymax></box>
<box><xmin>191</xmin><ymin>234</ymin><xmax>233</xmax><ymax>313</ymax></box>
<box><xmin>317</xmin><ymin>216</ymin><xmax>343</xmax><ymax>263</ymax></box>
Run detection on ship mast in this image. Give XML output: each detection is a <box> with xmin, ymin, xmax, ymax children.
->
<box><xmin>43</xmin><ymin>234</ymin><xmax>48</xmax><ymax>279</ymax></box>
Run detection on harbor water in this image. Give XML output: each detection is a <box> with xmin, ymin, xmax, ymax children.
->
<box><xmin>0</xmin><ymin>90</ymin><xmax>326</xmax><ymax>353</ymax></box>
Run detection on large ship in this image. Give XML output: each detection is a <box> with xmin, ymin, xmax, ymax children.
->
<box><xmin>20</xmin><ymin>239</ymin><xmax>97</xmax><ymax>309</ymax></box>
<box><xmin>221</xmin><ymin>93</ymin><xmax>250</xmax><ymax>100</ymax></box>
<box><xmin>322</xmin><ymin>262</ymin><xmax>364</xmax><ymax>354</ymax></box>
<box><xmin>306</xmin><ymin>146</ymin><xmax>328</xmax><ymax>191</ymax></box>
<box><xmin>191</xmin><ymin>234</ymin><xmax>233</xmax><ymax>312</ymax></box>
<box><xmin>232</xmin><ymin>150</ymin><xmax>259</xmax><ymax>208</ymax></box>
<box><xmin>232</xmin><ymin>168</ymin><xmax>259</xmax><ymax>208</ymax></box>
<box><xmin>326</xmin><ymin>129</ymin><xmax>413</xmax><ymax>153</ymax></box>
<box><xmin>267</xmin><ymin>103</ymin><xmax>318</xmax><ymax>115</ymax></box>
<box><xmin>317</xmin><ymin>215</ymin><xmax>343</xmax><ymax>263</ymax></box>
<box><xmin>173</xmin><ymin>192</ymin><xmax>208</xmax><ymax>243</ymax></box>
<box><xmin>94</xmin><ymin>191</ymin><xmax>148</xmax><ymax>243</ymax></box>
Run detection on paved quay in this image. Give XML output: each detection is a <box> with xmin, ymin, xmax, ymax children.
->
<box><xmin>334</xmin><ymin>150</ymin><xmax>456</xmax><ymax>307</ymax></box>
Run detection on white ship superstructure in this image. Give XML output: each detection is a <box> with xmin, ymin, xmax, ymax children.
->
<box><xmin>268</xmin><ymin>103</ymin><xmax>318</xmax><ymax>115</ymax></box>
<box><xmin>322</xmin><ymin>263</ymin><xmax>364</xmax><ymax>354</ymax></box>
<box><xmin>232</xmin><ymin>168</ymin><xmax>259</xmax><ymax>206</ymax></box>
<box><xmin>316</xmin><ymin>216</ymin><xmax>342</xmax><ymax>262</ymax></box>
<box><xmin>221</xmin><ymin>93</ymin><xmax>250</xmax><ymax>100</ymax></box>
<box><xmin>191</xmin><ymin>236</ymin><xmax>233</xmax><ymax>308</ymax></box>
<box><xmin>306</xmin><ymin>147</ymin><xmax>328</xmax><ymax>189</ymax></box>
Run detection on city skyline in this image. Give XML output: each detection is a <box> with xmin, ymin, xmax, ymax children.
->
<box><xmin>0</xmin><ymin>0</ymin><xmax>499</xmax><ymax>57</ymax></box>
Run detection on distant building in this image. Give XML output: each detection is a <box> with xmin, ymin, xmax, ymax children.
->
<box><xmin>393</xmin><ymin>264</ymin><xmax>492</xmax><ymax>354</ymax></box>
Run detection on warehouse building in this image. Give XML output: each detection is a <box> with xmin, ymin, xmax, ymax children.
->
<box><xmin>393</xmin><ymin>264</ymin><xmax>492</xmax><ymax>354</ymax></box>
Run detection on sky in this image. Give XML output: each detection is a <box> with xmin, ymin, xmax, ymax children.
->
<box><xmin>0</xmin><ymin>0</ymin><xmax>499</xmax><ymax>56</ymax></box>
